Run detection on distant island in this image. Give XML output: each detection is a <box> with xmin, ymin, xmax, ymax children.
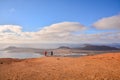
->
<box><xmin>79</xmin><ymin>45</ymin><xmax>119</xmax><ymax>50</ymax></box>
<box><xmin>58</xmin><ymin>44</ymin><xmax>120</xmax><ymax>51</ymax></box>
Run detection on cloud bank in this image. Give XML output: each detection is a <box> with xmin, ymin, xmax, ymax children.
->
<box><xmin>93</xmin><ymin>15</ymin><xmax>120</xmax><ymax>30</ymax></box>
<box><xmin>0</xmin><ymin>25</ymin><xmax>22</xmax><ymax>33</ymax></box>
<box><xmin>39</xmin><ymin>22</ymin><xmax>86</xmax><ymax>34</ymax></box>
<box><xmin>0</xmin><ymin>15</ymin><xmax>120</xmax><ymax>43</ymax></box>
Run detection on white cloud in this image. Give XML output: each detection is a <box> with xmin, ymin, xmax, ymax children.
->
<box><xmin>39</xmin><ymin>22</ymin><xmax>86</xmax><ymax>34</ymax></box>
<box><xmin>93</xmin><ymin>15</ymin><xmax>120</xmax><ymax>30</ymax></box>
<box><xmin>35</xmin><ymin>22</ymin><xmax>86</xmax><ymax>42</ymax></box>
<box><xmin>0</xmin><ymin>25</ymin><xmax>22</xmax><ymax>33</ymax></box>
<box><xmin>0</xmin><ymin>22</ymin><xmax>86</xmax><ymax>43</ymax></box>
<box><xmin>0</xmin><ymin>22</ymin><xmax>120</xmax><ymax>43</ymax></box>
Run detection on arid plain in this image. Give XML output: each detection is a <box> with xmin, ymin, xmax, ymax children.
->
<box><xmin>0</xmin><ymin>52</ymin><xmax>120</xmax><ymax>80</ymax></box>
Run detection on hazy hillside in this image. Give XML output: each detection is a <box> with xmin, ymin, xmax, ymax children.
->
<box><xmin>3</xmin><ymin>46</ymin><xmax>44</xmax><ymax>53</ymax></box>
<box><xmin>80</xmin><ymin>45</ymin><xmax>119</xmax><ymax>50</ymax></box>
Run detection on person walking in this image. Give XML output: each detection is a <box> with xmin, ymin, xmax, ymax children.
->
<box><xmin>44</xmin><ymin>51</ymin><xmax>47</xmax><ymax>56</ymax></box>
<box><xmin>51</xmin><ymin>51</ymin><xmax>53</xmax><ymax>56</ymax></box>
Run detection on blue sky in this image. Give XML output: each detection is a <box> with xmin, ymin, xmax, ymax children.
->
<box><xmin>0</xmin><ymin>0</ymin><xmax>120</xmax><ymax>31</ymax></box>
<box><xmin>0</xmin><ymin>0</ymin><xmax>120</xmax><ymax>43</ymax></box>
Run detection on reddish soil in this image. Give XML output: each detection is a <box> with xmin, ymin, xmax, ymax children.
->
<box><xmin>0</xmin><ymin>53</ymin><xmax>120</xmax><ymax>80</ymax></box>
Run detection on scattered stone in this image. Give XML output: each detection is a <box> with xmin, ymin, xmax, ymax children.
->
<box><xmin>0</xmin><ymin>62</ymin><xmax>3</xmax><ymax>64</ymax></box>
<box><xmin>57</xmin><ymin>58</ymin><xmax>60</xmax><ymax>60</ymax></box>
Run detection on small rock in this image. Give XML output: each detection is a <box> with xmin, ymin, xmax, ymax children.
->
<box><xmin>57</xmin><ymin>58</ymin><xmax>60</xmax><ymax>60</ymax></box>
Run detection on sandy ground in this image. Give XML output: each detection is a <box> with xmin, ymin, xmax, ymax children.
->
<box><xmin>0</xmin><ymin>53</ymin><xmax>120</xmax><ymax>80</ymax></box>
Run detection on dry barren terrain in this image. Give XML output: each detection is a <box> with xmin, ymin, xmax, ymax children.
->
<box><xmin>0</xmin><ymin>53</ymin><xmax>120</xmax><ymax>80</ymax></box>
